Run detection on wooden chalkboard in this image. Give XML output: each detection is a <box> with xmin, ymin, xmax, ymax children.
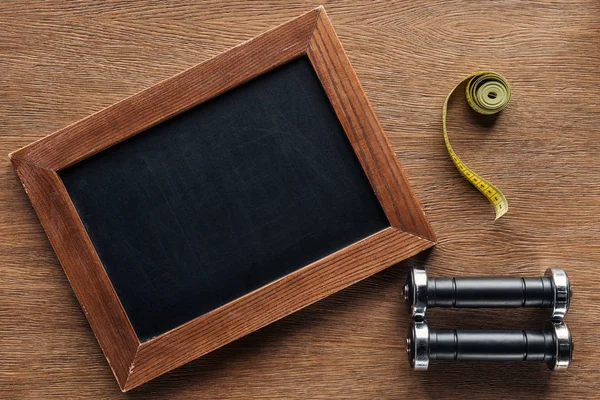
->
<box><xmin>59</xmin><ymin>56</ymin><xmax>390</xmax><ymax>342</ymax></box>
<box><xmin>10</xmin><ymin>7</ymin><xmax>435</xmax><ymax>391</ymax></box>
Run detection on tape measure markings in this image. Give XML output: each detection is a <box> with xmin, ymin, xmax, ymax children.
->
<box><xmin>442</xmin><ymin>71</ymin><xmax>511</xmax><ymax>220</ymax></box>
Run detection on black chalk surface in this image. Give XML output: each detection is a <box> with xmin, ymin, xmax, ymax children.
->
<box><xmin>60</xmin><ymin>56</ymin><xmax>389</xmax><ymax>342</ymax></box>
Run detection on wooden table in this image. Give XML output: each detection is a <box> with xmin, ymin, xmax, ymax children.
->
<box><xmin>2</xmin><ymin>1</ymin><xmax>599</xmax><ymax>398</ymax></box>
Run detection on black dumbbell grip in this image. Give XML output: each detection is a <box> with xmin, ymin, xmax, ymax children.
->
<box><xmin>427</xmin><ymin>276</ymin><xmax>555</xmax><ymax>308</ymax></box>
<box><xmin>428</xmin><ymin>328</ymin><xmax>555</xmax><ymax>362</ymax></box>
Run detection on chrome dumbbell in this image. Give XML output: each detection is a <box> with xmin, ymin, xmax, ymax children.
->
<box><xmin>406</xmin><ymin>320</ymin><xmax>573</xmax><ymax>371</ymax></box>
<box><xmin>403</xmin><ymin>268</ymin><xmax>571</xmax><ymax>320</ymax></box>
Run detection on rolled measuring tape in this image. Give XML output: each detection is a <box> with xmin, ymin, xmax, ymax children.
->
<box><xmin>443</xmin><ymin>71</ymin><xmax>512</xmax><ymax>219</ymax></box>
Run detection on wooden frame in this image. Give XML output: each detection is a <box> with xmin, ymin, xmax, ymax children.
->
<box><xmin>9</xmin><ymin>6</ymin><xmax>435</xmax><ymax>391</ymax></box>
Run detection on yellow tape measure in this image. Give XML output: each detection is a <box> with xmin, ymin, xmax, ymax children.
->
<box><xmin>443</xmin><ymin>71</ymin><xmax>512</xmax><ymax>220</ymax></box>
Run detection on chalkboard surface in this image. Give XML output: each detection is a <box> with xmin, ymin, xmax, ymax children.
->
<box><xmin>60</xmin><ymin>56</ymin><xmax>389</xmax><ymax>342</ymax></box>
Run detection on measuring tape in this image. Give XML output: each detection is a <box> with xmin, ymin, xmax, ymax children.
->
<box><xmin>442</xmin><ymin>71</ymin><xmax>512</xmax><ymax>220</ymax></box>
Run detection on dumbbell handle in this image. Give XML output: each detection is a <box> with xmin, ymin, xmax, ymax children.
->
<box><xmin>407</xmin><ymin>320</ymin><xmax>572</xmax><ymax>371</ymax></box>
<box><xmin>427</xmin><ymin>276</ymin><xmax>553</xmax><ymax>308</ymax></box>
<box><xmin>429</xmin><ymin>328</ymin><xmax>553</xmax><ymax>361</ymax></box>
<box><xmin>404</xmin><ymin>268</ymin><xmax>571</xmax><ymax>320</ymax></box>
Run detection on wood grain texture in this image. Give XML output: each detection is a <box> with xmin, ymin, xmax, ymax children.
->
<box><xmin>9</xmin><ymin>7</ymin><xmax>320</xmax><ymax>169</ymax></box>
<box><xmin>308</xmin><ymin>9</ymin><xmax>435</xmax><ymax>241</ymax></box>
<box><xmin>1</xmin><ymin>0</ymin><xmax>599</xmax><ymax>399</ymax></box>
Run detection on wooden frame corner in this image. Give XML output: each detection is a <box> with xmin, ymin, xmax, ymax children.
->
<box><xmin>307</xmin><ymin>8</ymin><xmax>435</xmax><ymax>242</ymax></box>
<box><xmin>10</xmin><ymin>156</ymin><xmax>140</xmax><ymax>389</ymax></box>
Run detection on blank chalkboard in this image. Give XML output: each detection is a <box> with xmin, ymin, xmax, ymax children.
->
<box><xmin>12</xmin><ymin>10</ymin><xmax>435</xmax><ymax>389</ymax></box>
<box><xmin>60</xmin><ymin>56</ymin><xmax>389</xmax><ymax>342</ymax></box>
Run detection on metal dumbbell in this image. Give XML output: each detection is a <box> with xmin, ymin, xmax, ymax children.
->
<box><xmin>403</xmin><ymin>268</ymin><xmax>571</xmax><ymax>320</ymax></box>
<box><xmin>406</xmin><ymin>320</ymin><xmax>573</xmax><ymax>371</ymax></box>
